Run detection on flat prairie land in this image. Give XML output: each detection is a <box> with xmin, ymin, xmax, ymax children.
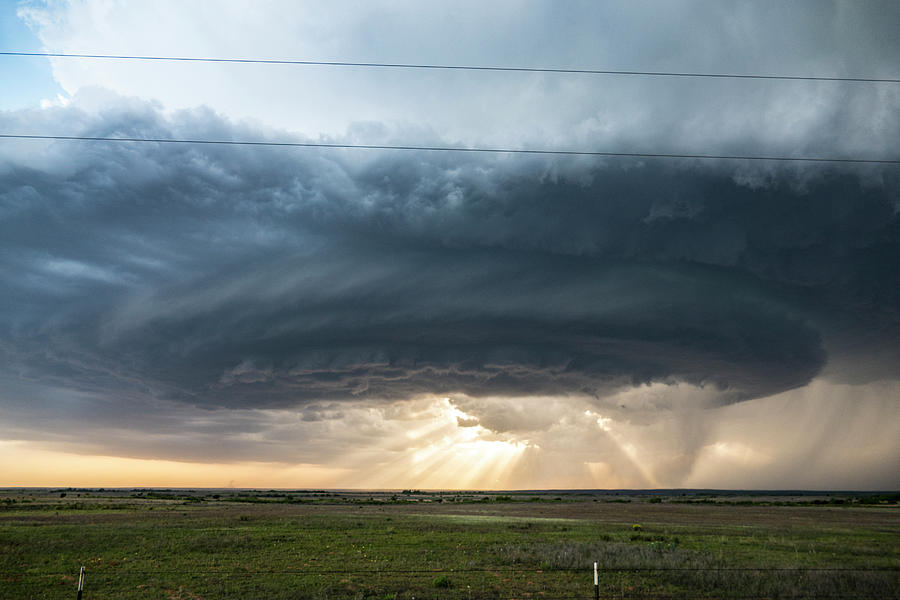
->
<box><xmin>1</xmin><ymin>489</ymin><xmax>897</xmax><ymax>599</ymax></box>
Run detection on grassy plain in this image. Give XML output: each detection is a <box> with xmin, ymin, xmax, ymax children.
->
<box><xmin>1</xmin><ymin>489</ymin><xmax>897</xmax><ymax>599</ymax></box>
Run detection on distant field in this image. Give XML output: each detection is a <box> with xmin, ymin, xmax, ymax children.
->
<box><xmin>1</xmin><ymin>489</ymin><xmax>898</xmax><ymax>599</ymax></box>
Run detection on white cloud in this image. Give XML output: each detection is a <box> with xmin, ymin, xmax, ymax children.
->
<box><xmin>18</xmin><ymin>0</ymin><xmax>900</xmax><ymax>157</ymax></box>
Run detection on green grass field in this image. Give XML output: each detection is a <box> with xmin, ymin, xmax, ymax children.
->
<box><xmin>1</xmin><ymin>489</ymin><xmax>897</xmax><ymax>599</ymax></box>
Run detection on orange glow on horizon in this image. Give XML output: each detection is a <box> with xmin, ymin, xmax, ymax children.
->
<box><xmin>0</xmin><ymin>441</ymin><xmax>349</xmax><ymax>488</ymax></box>
<box><xmin>4</xmin><ymin>383</ymin><xmax>895</xmax><ymax>490</ymax></box>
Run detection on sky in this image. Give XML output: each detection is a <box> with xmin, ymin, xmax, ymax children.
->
<box><xmin>1</xmin><ymin>0</ymin><xmax>899</xmax><ymax>490</ymax></box>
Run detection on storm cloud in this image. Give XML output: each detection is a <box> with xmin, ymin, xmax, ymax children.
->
<box><xmin>1</xmin><ymin>0</ymin><xmax>898</xmax><ymax>488</ymax></box>
<box><xmin>1</xmin><ymin>98</ymin><xmax>898</xmax><ymax>412</ymax></box>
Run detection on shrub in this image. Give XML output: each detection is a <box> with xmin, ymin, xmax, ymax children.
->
<box><xmin>433</xmin><ymin>575</ymin><xmax>452</xmax><ymax>588</ymax></box>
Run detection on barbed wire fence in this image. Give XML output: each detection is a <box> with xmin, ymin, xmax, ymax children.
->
<box><xmin>4</xmin><ymin>564</ymin><xmax>898</xmax><ymax>599</ymax></box>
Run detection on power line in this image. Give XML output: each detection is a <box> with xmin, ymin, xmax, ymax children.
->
<box><xmin>2</xmin><ymin>51</ymin><xmax>898</xmax><ymax>83</ymax></box>
<box><xmin>1</xmin><ymin>134</ymin><xmax>897</xmax><ymax>165</ymax></box>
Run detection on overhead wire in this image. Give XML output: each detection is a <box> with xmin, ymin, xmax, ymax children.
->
<box><xmin>1</xmin><ymin>51</ymin><xmax>898</xmax><ymax>83</ymax></box>
<box><xmin>1</xmin><ymin>52</ymin><xmax>897</xmax><ymax>163</ymax></box>
<box><xmin>1</xmin><ymin>134</ymin><xmax>897</xmax><ymax>164</ymax></box>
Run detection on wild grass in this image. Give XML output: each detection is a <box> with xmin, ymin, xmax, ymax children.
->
<box><xmin>492</xmin><ymin>539</ymin><xmax>898</xmax><ymax>598</ymax></box>
<box><xmin>1</xmin><ymin>489</ymin><xmax>897</xmax><ymax>599</ymax></box>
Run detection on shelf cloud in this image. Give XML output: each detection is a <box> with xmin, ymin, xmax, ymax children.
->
<box><xmin>5</xmin><ymin>99</ymin><xmax>897</xmax><ymax>408</ymax></box>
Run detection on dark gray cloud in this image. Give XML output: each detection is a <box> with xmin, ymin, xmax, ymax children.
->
<box><xmin>2</xmin><ymin>1</ymin><xmax>898</xmax><ymax>489</ymax></box>
<box><xmin>1</xmin><ymin>99</ymin><xmax>898</xmax><ymax>420</ymax></box>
